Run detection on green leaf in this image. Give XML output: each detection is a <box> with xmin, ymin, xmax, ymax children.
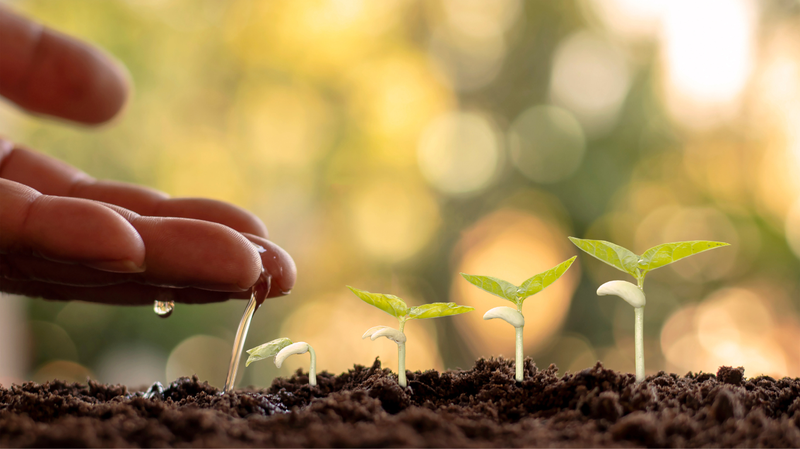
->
<box><xmin>408</xmin><ymin>302</ymin><xmax>474</xmax><ymax>320</ymax></box>
<box><xmin>638</xmin><ymin>241</ymin><xmax>730</xmax><ymax>273</ymax></box>
<box><xmin>568</xmin><ymin>237</ymin><xmax>639</xmax><ymax>277</ymax></box>
<box><xmin>518</xmin><ymin>256</ymin><xmax>577</xmax><ymax>300</ymax></box>
<box><xmin>245</xmin><ymin>337</ymin><xmax>293</xmax><ymax>367</ymax></box>
<box><xmin>347</xmin><ymin>285</ymin><xmax>409</xmax><ymax>319</ymax></box>
<box><xmin>459</xmin><ymin>273</ymin><xmax>519</xmax><ymax>303</ymax></box>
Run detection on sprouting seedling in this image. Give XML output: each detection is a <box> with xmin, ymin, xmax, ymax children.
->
<box><xmin>245</xmin><ymin>337</ymin><xmax>317</xmax><ymax>386</ymax></box>
<box><xmin>460</xmin><ymin>256</ymin><xmax>577</xmax><ymax>382</ymax></box>
<box><xmin>347</xmin><ymin>286</ymin><xmax>474</xmax><ymax>387</ymax></box>
<box><xmin>569</xmin><ymin>237</ymin><xmax>730</xmax><ymax>382</ymax></box>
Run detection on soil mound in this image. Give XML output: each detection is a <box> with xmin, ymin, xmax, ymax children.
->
<box><xmin>2</xmin><ymin>358</ymin><xmax>799</xmax><ymax>447</ymax></box>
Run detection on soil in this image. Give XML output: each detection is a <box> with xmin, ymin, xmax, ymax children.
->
<box><xmin>2</xmin><ymin>358</ymin><xmax>799</xmax><ymax>447</ymax></box>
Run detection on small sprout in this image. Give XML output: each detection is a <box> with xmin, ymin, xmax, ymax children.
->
<box><xmin>461</xmin><ymin>256</ymin><xmax>576</xmax><ymax>382</ymax></box>
<box><xmin>348</xmin><ymin>285</ymin><xmax>473</xmax><ymax>387</ymax></box>
<box><xmin>570</xmin><ymin>237</ymin><xmax>730</xmax><ymax>382</ymax></box>
<box><xmin>246</xmin><ymin>337</ymin><xmax>317</xmax><ymax>386</ymax></box>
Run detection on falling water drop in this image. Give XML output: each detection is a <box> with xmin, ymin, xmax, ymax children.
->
<box><xmin>154</xmin><ymin>300</ymin><xmax>174</xmax><ymax>318</ymax></box>
<box><xmin>223</xmin><ymin>272</ymin><xmax>272</xmax><ymax>393</ymax></box>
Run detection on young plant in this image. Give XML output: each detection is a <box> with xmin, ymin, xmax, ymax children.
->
<box><xmin>347</xmin><ymin>286</ymin><xmax>474</xmax><ymax>387</ymax></box>
<box><xmin>569</xmin><ymin>237</ymin><xmax>730</xmax><ymax>382</ymax></box>
<box><xmin>460</xmin><ymin>256</ymin><xmax>577</xmax><ymax>382</ymax></box>
<box><xmin>245</xmin><ymin>337</ymin><xmax>317</xmax><ymax>386</ymax></box>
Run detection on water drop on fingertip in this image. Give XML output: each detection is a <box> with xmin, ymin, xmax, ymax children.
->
<box><xmin>154</xmin><ymin>300</ymin><xmax>175</xmax><ymax>318</ymax></box>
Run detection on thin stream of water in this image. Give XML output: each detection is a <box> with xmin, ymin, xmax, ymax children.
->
<box><xmin>223</xmin><ymin>274</ymin><xmax>271</xmax><ymax>393</ymax></box>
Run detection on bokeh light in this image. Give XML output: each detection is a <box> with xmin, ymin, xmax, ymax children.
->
<box><xmin>550</xmin><ymin>31</ymin><xmax>631</xmax><ymax>136</ymax></box>
<box><xmin>661</xmin><ymin>287</ymin><xmax>798</xmax><ymax>377</ymax></box>
<box><xmin>417</xmin><ymin>111</ymin><xmax>501</xmax><ymax>195</ymax></box>
<box><xmin>348</xmin><ymin>180</ymin><xmax>440</xmax><ymax>262</ymax></box>
<box><xmin>166</xmin><ymin>335</ymin><xmax>230</xmax><ymax>388</ymax></box>
<box><xmin>508</xmin><ymin>105</ymin><xmax>586</xmax><ymax>184</ymax></box>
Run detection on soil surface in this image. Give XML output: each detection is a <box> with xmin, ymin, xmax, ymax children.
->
<box><xmin>2</xmin><ymin>358</ymin><xmax>800</xmax><ymax>447</ymax></box>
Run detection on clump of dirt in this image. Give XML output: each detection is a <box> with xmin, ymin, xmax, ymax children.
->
<box><xmin>2</xmin><ymin>358</ymin><xmax>799</xmax><ymax>447</ymax></box>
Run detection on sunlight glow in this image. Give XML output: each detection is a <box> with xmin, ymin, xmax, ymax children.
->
<box><xmin>661</xmin><ymin>0</ymin><xmax>756</xmax><ymax>128</ymax></box>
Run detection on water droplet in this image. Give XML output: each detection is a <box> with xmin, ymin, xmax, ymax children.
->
<box><xmin>154</xmin><ymin>300</ymin><xmax>174</xmax><ymax>318</ymax></box>
<box><xmin>253</xmin><ymin>244</ymin><xmax>267</xmax><ymax>254</ymax></box>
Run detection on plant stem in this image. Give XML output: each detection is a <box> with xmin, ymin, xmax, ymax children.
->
<box><xmin>307</xmin><ymin>344</ymin><xmax>317</xmax><ymax>386</ymax></box>
<box><xmin>398</xmin><ymin>320</ymin><xmax>407</xmax><ymax>387</ymax></box>
<box><xmin>634</xmin><ymin>306</ymin><xmax>644</xmax><ymax>382</ymax></box>
<box><xmin>515</xmin><ymin>326</ymin><xmax>524</xmax><ymax>382</ymax></box>
<box><xmin>398</xmin><ymin>342</ymin><xmax>407</xmax><ymax>387</ymax></box>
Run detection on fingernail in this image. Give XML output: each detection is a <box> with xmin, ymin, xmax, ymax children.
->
<box><xmin>87</xmin><ymin>259</ymin><xmax>146</xmax><ymax>273</ymax></box>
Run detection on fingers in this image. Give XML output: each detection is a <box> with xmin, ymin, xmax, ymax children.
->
<box><xmin>0</xmin><ymin>278</ymin><xmax>238</xmax><ymax>305</ymax></box>
<box><xmin>0</xmin><ymin>144</ymin><xmax>268</xmax><ymax>237</ymax></box>
<box><xmin>0</xmin><ymin>236</ymin><xmax>295</xmax><ymax>300</ymax></box>
<box><xmin>0</xmin><ymin>178</ymin><xmax>146</xmax><ymax>269</ymax></box>
<box><xmin>0</xmin><ymin>4</ymin><xmax>129</xmax><ymax>124</ymax></box>
<box><xmin>95</xmin><ymin>203</ymin><xmax>264</xmax><ymax>291</ymax></box>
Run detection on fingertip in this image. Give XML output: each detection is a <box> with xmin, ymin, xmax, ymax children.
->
<box><xmin>243</xmin><ymin>233</ymin><xmax>296</xmax><ymax>296</ymax></box>
<box><xmin>63</xmin><ymin>40</ymin><xmax>130</xmax><ymax>125</ymax></box>
<box><xmin>0</xmin><ymin>5</ymin><xmax>131</xmax><ymax>125</ymax></box>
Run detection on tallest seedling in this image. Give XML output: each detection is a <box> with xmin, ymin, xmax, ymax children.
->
<box><xmin>569</xmin><ymin>237</ymin><xmax>730</xmax><ymax>382</ymax></box>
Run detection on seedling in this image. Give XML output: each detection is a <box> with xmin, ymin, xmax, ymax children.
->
<box><xmin>461</xmin><ymin>256</ymin><xmax>577</xmax><ymax>382</ymax></box>
<box><xmin>246</xmin><ymin>337</ymin><xmax>317</xmax><ymax>386</ymax></box>
<box><xmin>569</xmin><ymin>237</ymin><xmax>730</xmax><ymax>382</ymax></box>
<box><xmin>347</xmin><ymin>286</ymin><xmax>474</xmax><ymax>387</ymax></box>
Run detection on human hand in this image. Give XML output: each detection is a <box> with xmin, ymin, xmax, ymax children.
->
<box><xmin>0</xmin><ymin>7</ymin><xmax>296</xmax><ymax>305</ymax></box>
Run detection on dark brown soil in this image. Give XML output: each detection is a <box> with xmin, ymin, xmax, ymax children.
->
<box><xmin>2</xmin><ymin>358</ymin><xmax>799</xmax><ymax>447</ymax></box>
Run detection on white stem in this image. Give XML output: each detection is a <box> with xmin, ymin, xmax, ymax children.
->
<box><xmin>515</xmin><ymin>326</ymin><xmax>523</xmax><ymax>382</ymax></box>
<box><xmin>634</xmin><ymin>306</ymin><xmax>644</xmax><ymax>382</ymax></box>
<box><xmin>398</xmin><ymin>341</ymin><xmax>406</xmax><ymax>387</ymax></box>
<box><xmin>308</xmin><ymin>344</ymin><xmax>317</xmax><ymax>386</ymax></box>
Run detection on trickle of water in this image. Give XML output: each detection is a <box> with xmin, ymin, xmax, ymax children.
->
<box><xmin>223</xmin><ymin>273</ymin><xmax>272</xmax><ymax>393</ymax></box>
<box><xmin>154</xmin><ymin>300</ymin><xmax>174</xmax><ymax>318</ymax></box>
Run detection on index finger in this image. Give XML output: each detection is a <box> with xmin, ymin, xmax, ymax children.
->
<box><xmin>0</xmin><ymin>4</ymin><xmax>129</xmax><ymax>124</ymax></box>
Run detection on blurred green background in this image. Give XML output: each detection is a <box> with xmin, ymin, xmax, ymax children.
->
<box><xmin>1</xmin><ymin>0</ymin><xmax>799</xmax><ymax>389</ymax></box>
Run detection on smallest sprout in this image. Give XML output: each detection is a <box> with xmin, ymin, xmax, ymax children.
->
<box><xmin>246</xmin><ymin>337</ymin><xmax>317</xmax><ymax>386</ymax></box>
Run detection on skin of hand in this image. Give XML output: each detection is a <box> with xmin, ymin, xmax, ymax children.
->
<box><xmin>0</xmin><ymin>5</ymin><xmax>296</xmax><ymax>305</ymax></box>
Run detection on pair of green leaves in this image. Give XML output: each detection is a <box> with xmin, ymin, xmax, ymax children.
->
<box><xmin>245</xmin><ymin>337</ymin><xmax>292</xmax><ymax>367</ymax></box>
<box><xmin>460</xmin><ymin>256</ymin><xmax>577</xmax><ymax>307</ymax></box>
<box><xmin>347</xmin><ymin>286</ymin><xmax>474</xmax><ymax>321</ymax></box>
<box><xmin>568</xmin><ymin>237</ymin><xmax>729</xmax><ymax>281</ymax></box>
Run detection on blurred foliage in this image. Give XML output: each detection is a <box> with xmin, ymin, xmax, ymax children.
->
<box><xmin>2</xmin><ymin>0</ymin><xmax>800</xmax><ymax>387</ymax></box>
